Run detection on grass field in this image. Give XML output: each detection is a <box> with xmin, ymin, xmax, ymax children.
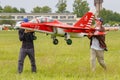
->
<box><xmin>0</xmin><ymin>30</ymin><xmax>120</xmax><ymax>80</ymax></box>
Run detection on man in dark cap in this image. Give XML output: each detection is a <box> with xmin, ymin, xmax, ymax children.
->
<box><xmin>88</xmin><ymin>18</ymin><xmax>107</xmax><ymax>71</ymax></box>
<box><xmin>18</xmin><ymin>18</ymin><xmax>37</xmax><ymax>73</ymax></box>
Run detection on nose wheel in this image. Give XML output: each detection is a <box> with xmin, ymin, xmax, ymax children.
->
<box><xmin>53</xmin><ymin>39</ymin><xmax>59</xmax><ymax>45</ymax></box>
<box><xmin>66</xmin><ymin>39</ymin><xmax>72</xmax><ymax>45</ymax></box>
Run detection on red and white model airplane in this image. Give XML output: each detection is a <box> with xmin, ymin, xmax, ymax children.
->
<box><xmin>15</xmin><ymin>12</ymin><xmax>105</xmax><ymax>45</ymax></box>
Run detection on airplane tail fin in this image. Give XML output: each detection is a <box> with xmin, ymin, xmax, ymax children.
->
<box><xmin>74</xmin><ymin>12</ymin><xmax>94</xmax><ymax>28</ymax></box>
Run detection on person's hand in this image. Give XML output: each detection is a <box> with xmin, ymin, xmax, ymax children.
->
<box><xmin>87</xmin><ymin>32</ymin><xmax>93</xmax><ymax>38</ymax></box>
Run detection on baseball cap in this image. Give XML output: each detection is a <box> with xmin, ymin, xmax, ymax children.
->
<box><xmin>95</xmin><ymin>18</ymin><xmax>103</xmax><ymax>23</ymax></box>
<box><xmin>23</xmin><ymin>18</ymin><xmax>29</xmax><ymax>22</ymax></box>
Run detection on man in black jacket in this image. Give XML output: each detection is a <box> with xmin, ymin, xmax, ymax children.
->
<box><xmin>18</xmin><ymin>18</ymin><xmax>37</xmax><ymax>73</ymax></box>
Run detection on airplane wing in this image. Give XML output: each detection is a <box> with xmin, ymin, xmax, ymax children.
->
<box><xmin>45</xmin><ymin>22</ymin><xmax>106</xmax><ymax>35</ymax></box>
<box><xmin>44</xmin><ymin>22</ymin><xmax>93</xmax><ymax>30</ymax></box>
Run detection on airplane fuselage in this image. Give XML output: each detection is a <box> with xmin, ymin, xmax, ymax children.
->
<box><xmin>17</xmin><ymin>22</ymin><xmax>87</xmax><ymax>38</ymax></box>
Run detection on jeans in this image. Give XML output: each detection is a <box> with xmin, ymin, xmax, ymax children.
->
<box><xmin>18</xmin><ymin>48</ymin><xmax>36</xmax><ymax>73</ymax></box>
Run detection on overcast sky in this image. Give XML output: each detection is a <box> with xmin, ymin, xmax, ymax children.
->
<box><xmin>0</xmin><ymin>0</ymin><xmax>120</xmax><ymax>13</ymax></box>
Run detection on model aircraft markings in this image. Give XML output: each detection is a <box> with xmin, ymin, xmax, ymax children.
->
<box><xmin>34</xmin><ymin>25</ymin><xmax>39</xmax><ymax>30</ymax></box>
<box><xmin>84</xmin><ymin>15</ymin><xmax>88</xmax><ymax>21</ymax></box>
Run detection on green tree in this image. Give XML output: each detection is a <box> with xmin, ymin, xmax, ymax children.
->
<box><xmin>0</xmin><ymin>5</ymin><xmax>26</xmax><ymax>13</ymax></box>
<box><xmin>99</xmin><ymin>8</ymin><xmax>120</xmax><ymax>25</ymax></box>
<box><xmin>0</xmin><ymin>6</ymin><xmax>3</xmax><ymax>13</ymax></box>
<box><xmin>56</xmin><ymin>0</ymin><xmax>67</xmax><ymax>13</ymax></box>
<box><xmin>3</xmin><ymin>5</ymin><xmax>13</xmax><ymax>13</ymax></box>
<box><xmin>32</xmin><ymin>6</ymin><xmax>52</xmax><ymax>13</ymax></box>
<box><xmin>73</xmin><ymin>0</ymin><xmax>90</xmax><ymax>17</ymax></box>
<box><xmin>41</xmin><ymin>6</ymin><xmax>51</xmax><ymax>13</ymax></box>
<box><xmin>31</xmin><ymin>6</ymin><xmax>41</xmax><ymax>13</ymax></box>
<box><xmin>12</xmin><ymin>7</ymin><xmax>19</xmax><ymax>13</ymax></box>
<box><xmin>19</xmin><ymin>8</ymin><xmax>26</xmax><ymax>13</ymax></box>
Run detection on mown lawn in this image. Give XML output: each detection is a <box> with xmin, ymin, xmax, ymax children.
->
<box><xmin>0</xmin><ymin>30</ymin><xmax>120</xmax><ymax>80</ymax></box>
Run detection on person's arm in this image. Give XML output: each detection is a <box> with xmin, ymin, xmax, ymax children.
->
<box><xmin>18</xmin><ymin>29</ymin><xmax>26</xmax><ymax>41</ymax></box>
<box><xmin>87</xmin><ymin>32</ymin><xmax>94</xmax><ymax>39</ymax></box>
<box><xmin>97</xmin><ymin>26</ymin><xmax>105</xmax><ymax>32</ymax></box>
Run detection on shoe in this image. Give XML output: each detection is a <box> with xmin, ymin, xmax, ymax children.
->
<box><xmin>104</xmin><ymin>48</ymin><xmax>108</xmax><ymax>51</ymax></box>
<box><xmin>18</xmin><ymin>71</ymin><xmax>22</xmax><ymax>74</ymax></box>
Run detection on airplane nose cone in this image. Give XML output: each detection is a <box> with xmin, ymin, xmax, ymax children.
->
<box><xmin>14</xmin><ymin>21</ymin><xmax>23</xmax><ymax>29</ymax></box>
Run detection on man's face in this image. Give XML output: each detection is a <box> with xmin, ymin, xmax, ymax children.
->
<box><xmin>95</xmin><ymin>19</ymin><xmax>102</xmax><ymax>26</ymax></box>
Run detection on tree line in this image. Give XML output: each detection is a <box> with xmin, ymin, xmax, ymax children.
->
<box><xmin>99</xmin><ymin>8</ymin><xmax>120</xmax><ymax>26</ymax></box>
<box><xmin>0</xmin><ymin>0</ymin><xmax>89</xmax><ymax>17</ymax></box>
<box><xmin>0</xmin><ymin>0</ymin><xmax>120</xmax><ymax>26</ymax></box>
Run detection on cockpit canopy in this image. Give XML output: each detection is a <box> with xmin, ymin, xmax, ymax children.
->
<box><xmin>29</xmin><ymin>17</ymin><xmax>54</xmax><ymax>23</ymax></box>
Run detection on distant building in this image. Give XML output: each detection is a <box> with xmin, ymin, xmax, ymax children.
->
<box><xmin>0</xmin><ymin>13</ymin><xmax>77</xmax><ymax>25</ymax></box>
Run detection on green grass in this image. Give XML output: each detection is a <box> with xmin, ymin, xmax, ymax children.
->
<box><xmin>0</xmin><ymin>30</ymin><xmax>120</xmax><ymax>80</ymax></box>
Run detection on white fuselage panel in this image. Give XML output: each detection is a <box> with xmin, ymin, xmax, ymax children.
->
<box><xmin>56</xmin><ymin>28</ymin><xmax>87</xmax><ymax>38</ymax></box>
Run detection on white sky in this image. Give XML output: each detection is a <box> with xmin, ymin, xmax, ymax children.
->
<box><xmin>0</xmin><ymin>0</ymin><xmax>120</xmax><ymax>13</ymax></box>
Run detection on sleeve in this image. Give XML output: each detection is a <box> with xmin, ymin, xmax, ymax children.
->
<box><xmin>18</xmin><ymin>29</ymin><xmax>26</xmax><ymax>41</ymax></box>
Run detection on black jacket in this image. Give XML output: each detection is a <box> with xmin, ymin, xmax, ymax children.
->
<box><xmin>18</xmin><ymin>29</ymin><xmax>35</xmax><ymax>49</ymax></box>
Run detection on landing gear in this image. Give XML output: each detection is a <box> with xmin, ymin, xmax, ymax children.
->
<box><xmin>51</xmin><ymin>33</ymin><xmax>72</xmax><ymax>45</ymax></box>
<box><xmin>53</xmin><ymin>39</ymin><xmax>59</xmax><ymax>45</ymax></box>
<box><xmin>51</xmin><ymin>35</ymin><xmax>59</xmax><ymax>45</ymax></box>
<box><xmin>66</xmin><ymin>39</ymin><xmax>72</xmax><ymax>45</ymax></box>
<box><xmin>64</xmin><ymin>33</ymin><xmax>72</xmax><ymax>45</ymax></box>
<box><xmin>52</xmin><ymin>27</ymin><xmax>59</xmax><ymax>45</ymax></box>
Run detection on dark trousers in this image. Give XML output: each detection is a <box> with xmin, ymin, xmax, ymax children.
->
<box><xmin>18</xmin><ymin>48</ymin><xmax>36</xmax><ymax>73</ymax></box>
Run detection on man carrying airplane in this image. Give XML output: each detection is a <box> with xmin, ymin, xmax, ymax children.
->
<box><xmin>88</xmin><ymin>18</ymin><xmax>107</xmax><ymax>71</ymax></box>
<box><xmin>18</xmin><ymin>18</ymin><xmax>37</xmax><ymax>73</ymax></box>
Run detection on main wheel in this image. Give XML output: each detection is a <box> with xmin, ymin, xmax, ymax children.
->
<box><xmin>53</xmin><ymin>39</ymin><xmax>59</xmax><ymax>45</ymax></box>
<box><xmin>66</xmin><ymin>39</ymin><xmax>72</xmax><ymax>45</ymax></box>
